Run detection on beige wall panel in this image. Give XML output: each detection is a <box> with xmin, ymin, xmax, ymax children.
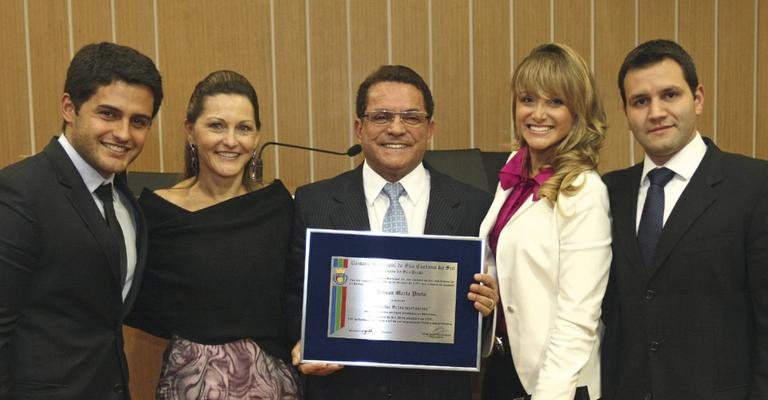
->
<box><xmin>124</xmin><ymin>326</ymin><xmax>166</xmax><ymax>400</ymax></box>
<box><xmin>391</xmin><ymin>0</ymin><xmax>430</xmax><ymax>80</ymax></box>
<box><xmin>637</xmin><ymin>0</ymin><xmax>675</xmax><ymax>42</ymax></box>
<box><xmin>716</xmin><ymin>0</ymin><xmax>754</xmax><ymax>156</ymax></box>
<box><xmin>273</xmin><ymin>0</ymin><xmax>311</xmax><ymax>192</ymax></box>
<box><xmin>309</xmin><ymin>0</ymin><xmax>353</xmax><ymax>181</ymax></box>
<box><xmin>513</xmin><ymin>0</ymin><xmax>551</xmax><ymax>67</ymax></box>
<box><xmin>350</xmin><ymin>1</ymin><xmax>389</xmax><ymax>170</ymax></box>
<box><xmin>757</xmin><ymin>0</ymin><xmax>768</xmax><ymax>159</ymax></box>
<box><xmin>473</xmin><ymin>0</ymin><xmax>512</xmax><ymax>152</ymax></box>
<box><xmin>114</xmin><ymin>0</ymin><xmax>155</xmax><ymax>55</ymax></box>
<box><xmin>71</xmin><ymin>0</ymin><xmax>112</xmax><ymax>48</ymax></box>
<box><xmin>679</xmin><ymin>0</ymin><xmax>715</xmax><ymax>140</ymax></box>
<box><xmin>432</xmin><ymin>0</ymin><xmax>471</xmax><ymax>149</ymax></box>
<box><xmin>594</xmin><ymin>0</ymin><xmax>635</xmax><ymax>172</ymax></box>
<box><xmin>633</xmin><ymin>0</ymin><xmax>675</xmax><ymax>161</ymax></box>
<box><xmin>0</xmin><ymin>0</ymin><xmax>31</xmax><ymax>168</ymax></box>
<box><xmin>29</xmin><ymin>0</ymin><xmax>70</xmax><ymax>152</ymax></box>
<box><xmin>350</xmin><ymin>0</ymin><xmax>388</xmax><ymax>94</ymax></box>
<box><xmin>115</xmin><ymin>0</ymin><xmax>161</xmax><ymax>172</ymax></box>
<box><xmin>554</xmin><ymin>0</ymin><xmax>591</xmax><ymax>65</ymax></box>
<box><xmin>156</xmin><ymin>0</ymin><xmax>273</xmax><ymax>176</ymax></box>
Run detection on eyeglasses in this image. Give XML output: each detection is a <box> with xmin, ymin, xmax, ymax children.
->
<box><xmin>361</xmin><ymin>110</ymin><xmax>430</xmax><ymax>126</ymax></box>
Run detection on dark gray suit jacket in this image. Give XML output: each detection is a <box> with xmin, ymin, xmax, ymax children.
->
<box><xmin>601</xmin><ymin>138</ymin><xmax>768</xmax><ymax>400</ymax></box>
<box><xmin>0</xmin><ymin>139</ymin><xmax>146</xmax><ymax>400</ymax></box>
<box><xmin>290</xmin><ymin>164</ymin><xmax>491</xmax><ymax>400</ymax></box>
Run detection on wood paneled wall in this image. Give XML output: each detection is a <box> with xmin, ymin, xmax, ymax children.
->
<box><xmin>2</xmin><ymin>1</ymin><xmax>767</xmax><ymax>398</ymax></box>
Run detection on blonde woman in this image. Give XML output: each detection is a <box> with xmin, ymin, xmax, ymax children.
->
<box><xmin>480</xmin><ymin>43</ymin><xmax>611</xmax><ymax>400</ymax></box>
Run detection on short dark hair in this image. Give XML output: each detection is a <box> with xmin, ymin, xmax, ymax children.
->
<box><xmin>64</xmin><ymin>42</ymin><xmax>163</xmax><ymax>118</ymax></box>
<box><xmin>618</xmin><ymin>39</ymin><xmax>698</xmax><ymax>107</ymax></box>
<box><xmin>355</xmin><ymin>65</ymin><xmax>433</xmax><ymax>119</ymax></box>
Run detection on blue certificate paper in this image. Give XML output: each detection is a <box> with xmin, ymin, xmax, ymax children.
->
<box><xmin>300</xmin><ymin>229</ymin><xmax>484</xmax><ymax>371</ymax></box>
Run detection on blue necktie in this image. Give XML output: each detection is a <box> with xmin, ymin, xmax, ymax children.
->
<box><xmin>637</xmin><ymin>167</ymin><xmax>675</xmax><ymax>268</ymax></box>
<box><xmin>382</xmin><ymin>182</ymin><xmax>407</xmax><ymax>233</ymax></box>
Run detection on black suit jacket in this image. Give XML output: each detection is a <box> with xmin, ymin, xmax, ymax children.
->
<box><xmin>290</xmin><ymin>164</ymin><xmax>491</xmax><ymax>400</ymax></box>
<box><xmin>0</xmin><ymin>139</ymin><xmax>147</xmax><ymax>400</ymax></box>
<box><xmin>601</xmin><ymin>138</ymin><xmax>768</xmax><ymax>400</ymax></box>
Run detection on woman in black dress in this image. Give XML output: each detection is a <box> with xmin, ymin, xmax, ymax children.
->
<box><xmin>127</xmin><ymin>70</ymin><xmax>300</xmax><ymax>399</ymax></box>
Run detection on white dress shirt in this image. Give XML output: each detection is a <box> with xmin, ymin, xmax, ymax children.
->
<box><xmin>58</xmin><ymin>134</ymin><xmax>137</xmax><ymax>301</ymax></box>
<box><xmin>362</xmin><ymin>161</ymin><xmax>430</xmax><ymax>235</ymax></box>
<box><xmin>636</xmin><ymin>132</ymin><xmax>707</xmax><ymax>232</ymax></box>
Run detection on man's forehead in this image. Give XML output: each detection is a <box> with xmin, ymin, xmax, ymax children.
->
<box><xmin>624</xmin><ymin>60</ymin><xmax>686</xmax><ymax>91</ymax></box>
<box><xmin>367</xmin><ymin>81</ymin><xmax>425</xmax><ymax>108</ymax></box>
<box><xmin>91</xmin><ymin>81</ymin><xmax>153</xmax><ymax>104</ymax></box>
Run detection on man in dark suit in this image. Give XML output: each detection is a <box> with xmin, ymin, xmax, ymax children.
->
<box><xmin>0</xmin><ymin>42</ymin><xmax>163</xmax><ymax>400</ymax></box>
<box><xmin>601</xmin><ymin>39</ymin><xmax>768</xmax><ymax>399</ymax></box>
<box><xmin>289</xmin><ymin>65</ymin><xmax>497</xmax><ymax>400</ymax></box>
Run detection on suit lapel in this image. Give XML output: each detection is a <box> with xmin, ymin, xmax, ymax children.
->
<box><xmin>44</xmin><ymin>140</ymin><xmax>124</xmax><ymax>286</ymax></box>
<box><xmin>611</xmin><ymin>164</ymin><xmax>648</xmax><ymax>279</ymax></box>
<box><xmin>116</xmin><ymin>173</ymin><xmax>146</xmax><ymax>313</ymax></box>
<box><xmin>479</xmin><ymin>186</ymin><xmax>511</xmax><ymax>238</ymax></box>
<box><xmin>330</xmin><ymin>167</ymin><xmax>370</xmax><ymax>230</ymax></box>
<box><xmin>424</xmin><ymin>168</ymin><xmax>461</xmax><ymax>235</ymax></box>
<box><xmin>649</xmin><ymin>144</ymin><xmax>723</xmax><ymax>277</ymax></box>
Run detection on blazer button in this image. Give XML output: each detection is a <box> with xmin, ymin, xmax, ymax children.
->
<box><xmin>649</xmin><ymin>341</ymin><xmax>660</xmax><ymax>352</ymax></box>
<box><xmin>643</xmin><ymin>393</ymin><xmax>653</xmax><ymax>400</ymax></box>
<box><xmin>112</xmin><ymin>383</ymin><xmax>123</xmax><ymax>393</ymax></box>
<box><xmin>644</xmin><ymin>289</ymin><xmax>655</xmax><ymax>300</ymax></box>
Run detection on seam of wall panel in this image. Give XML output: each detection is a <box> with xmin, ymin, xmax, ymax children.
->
<box><xmin>674</xmin><ymin>0</ymin><xmax>679</xmax><ymax>41</ymax></box>
<box><xmin>152</xmin><ymin>0</ymin><xmax>164</xmax><ymax>171</ymax></box>
<box><xmin>305</xmin><ymin>0</ymin><xmax>315</xmax><ymax>181</ymax></box>
<box><xmin>67</xmin><ymin>0</ymin><xmax>74</xmax><ymax>58</ymax></box>
<box><xmin>24</xmin><ymin>0</ymin><xmax>35</xmax><ymax>153</ymax></box>
<box><xmin>110</xmin><ymin>0</ymin><xmax>116</xmax><ymax>42</ymax></box>
<box><xmin>631</xmin><ymin>0</ymin><xmax>639</xmax><ymax>165</ymax></box>
<box><xmin>590</xmin><ymin>0</ymin><xmax>595</xmax><ymax>72</ymax></box>
<box><xmin>753</xmin><ymin>0</ymin><xmax>758</xmax><ymax>156</ymax></box>
<box><xmin>713</xmin><ymin>0</ymin><xmax>718</xmax><ymax>142</ymax></box>
<box><xmin>509</xmin><ymin>0</ymin><xmax>514</xmax><ymax>146</ymax></box>
<box><xmin>269</xmin><ymin>0</ymin><xmax>281</xmax><ymax>176</ymax></box>
<box><xmin>346</xmin><ymin>0</ymin><xmax>354</xmax><ymax>169</ymax></box>
<box><xmin>387</xmin><ymin>0</ymin><xmax>392</xmax><ymax>64</ymax></box>
<box><xmin>469</xmin><ymin>0</ymin><xmax>475</xmax><ymax>148</ymax></box>
<box><xmin>550</xmin><ymin>0</ymin><xmax>554</xmax><ymax>42</ymax></box>
<box><xmin>428</xmin><ymin>0</ymin><xmax>434</xmax><ymax>150</ymax></box>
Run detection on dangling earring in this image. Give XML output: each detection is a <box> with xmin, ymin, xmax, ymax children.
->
<box><xmin>188</xmin><ymin>143</ymin><xmax>199</xmax><ymax>176</ymax></box>
<box><xmin>248</xmin><ymin>150</ymin><xmax>259</xmax><ymax>181</ymax></box>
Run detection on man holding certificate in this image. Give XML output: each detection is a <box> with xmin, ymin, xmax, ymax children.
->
<box><xmin>290</xmin><ymin>65</ymin><xmax>497</xmax><ymax>400</ymax></box>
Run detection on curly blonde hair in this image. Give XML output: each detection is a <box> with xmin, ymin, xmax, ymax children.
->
<box><xmin>511</xmin><ymin>43</ymin><xmax>607</xmax><ymax>203</ymax></box>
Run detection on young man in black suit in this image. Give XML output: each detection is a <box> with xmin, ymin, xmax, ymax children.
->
<box><xmin>289</xmin><ymin>65</ymin><xmax>497</xmax><ymax>400</ymax></box>
<box><xmin>0</xmin><ymin>42</ymin><xmax>163</xmax><ymax>400</ymax></box>
<box><xmin>601</xmin><ymin>39</ymin><xmax>768</xmax><ymax>400</ymax></box>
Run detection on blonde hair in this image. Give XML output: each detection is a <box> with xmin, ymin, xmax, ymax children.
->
<box><xmin>511</xmin><ymin>43</ymin><xmax>606</xmax><ymax>203</ymax></box>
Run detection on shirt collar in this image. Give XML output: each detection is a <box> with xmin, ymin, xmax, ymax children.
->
<box><xmin>58</xmin><ymin>134</ymin><xmax>115</xmax><ymax>192</ymax></box>
<box><xmin>362</xmin><ymin>161</ymin><xmax>428</xmax><ymax>206</ymax></box>
<box><xmin>641</xmin><ymin>131</ymin><xmax>707</xmax><ymax>183</ymax></box>
<box><xmin>499</xmin><ymin>147</ymin><xmax>554</xmax><ymax>199</ymax></box>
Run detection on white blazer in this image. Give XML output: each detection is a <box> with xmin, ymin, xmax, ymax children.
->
<box><xmin>479</xmin><ymin>157</ymin><xmax>611</xmax><ymax>400</ymax></box>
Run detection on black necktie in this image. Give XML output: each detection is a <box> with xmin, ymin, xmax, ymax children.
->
<box><xmin>637</xmin><ymin>167</ymin><xmax>675</xmax><ymax>268</ymax></box>
<box><xmin>95</xmin><ymin>183</ymin><xmax>127</xmax><ymax>285</ymax></box>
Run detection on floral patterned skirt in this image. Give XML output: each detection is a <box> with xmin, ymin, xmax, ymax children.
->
<box><xmin>156</xmin><ymin>336</ymin><xmax>299</xmax><ymax>400</ymax></box>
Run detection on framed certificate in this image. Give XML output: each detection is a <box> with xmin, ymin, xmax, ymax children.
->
<box><xmin>300</xmin><ymin>229</ymin><xmax>485</xmax><ymax>371</ymax></box>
